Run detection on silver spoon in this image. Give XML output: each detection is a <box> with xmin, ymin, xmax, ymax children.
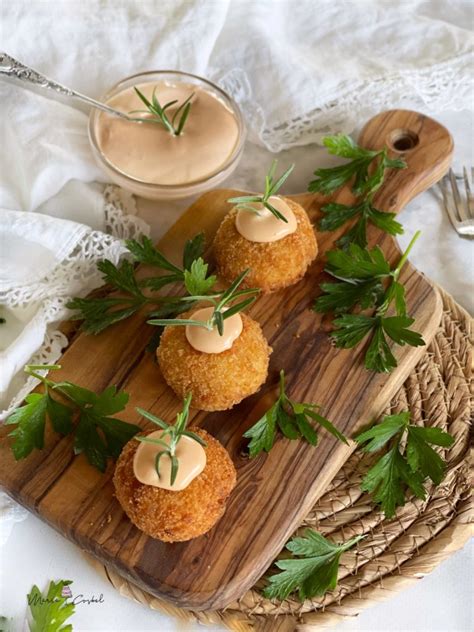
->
<box><xmin>0</xmin><ymin>52</ymin><xmax>135</xmax><ymax>121</ymax></box>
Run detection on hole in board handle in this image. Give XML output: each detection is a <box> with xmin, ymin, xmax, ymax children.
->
<box><xmin>388</xmin><ymin>129</ymin><xmax>419</xmax><ymax>152</ymax></box>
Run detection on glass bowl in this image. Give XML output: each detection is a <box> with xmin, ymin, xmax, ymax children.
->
<box><xmin>88</xmin><ymin>70</ymin><xmax>246</xmax><ymax>200</ymax></box>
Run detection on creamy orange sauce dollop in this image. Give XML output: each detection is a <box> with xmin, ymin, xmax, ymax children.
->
<box><xmin>235</xmin><ymin>196</ymin><xmax>297</xmax><ymax>243</ymax></box>
<box><xmin>133</xmin><ymin>431</ymin><xmax>206</xmax><ymax>491</ymax></box>
<box><xmin>185</xmin><ymin>306</ymin><xmax>243</xmax><ymax>354</ymax></box>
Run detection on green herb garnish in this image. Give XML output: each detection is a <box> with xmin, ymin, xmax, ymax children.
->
<box><xmin>308</xmin><ymin>134</ymin><xmax>405</xmax><ymax>248</ymax></box>
<box><xmin>228</xmin><ymin>160</ymin><xmax>295</xmax><ymax>222</ymax></box>
<box><xmin>67</xmin><ymin>233</ymin><xmax>216</xmax><ymax>334</ymax></box>
<box><xmin>355</xmin><ymin>411</ymin><xmax>454</xmax><ymax>517</ymax></box>
<box><xmin>315</xmin><ymin>231</ymin><xmax>425</xmax><ymax>373</ymax></box>
<box><xmin>263</xmin><ymin>530</ymin><xmax>364</xmax><ymax>601</ymax></box>
<box><xmin>129</xmin><ymin>87</ymin><xmax>194</xmax><ymax>136</ymax></box>
<box><xmin>309</xmin><ymin>134</ymin><xmax>406</xmax><ymax>197</ymax></box>
<box><xmin>320</xmin><ymin>198</ymin><xmax>404</xmax><ymax>249</ymax></box>
<box><xmin>5</xmin><ymin>365</ymin><xmax>139</xmax><ymax>472</ymax></box>
<box><xmin>243</xmin><ymin>370</ymin><xmax>347</xmax><ymax>457</ymax></box>
<box><xmin>27</xmin><ymin>579</ymin><xmax>75</xmax><ymax>632</ymax></box>
<box><xmin>135</xmin><ymin>394</ymin><xmax>206</xmax><ymax>486</ymax></box>
<box><xmin>148</xmin><ymin>269</ymin><xmax>259</xmax><ymax>336</ymax></box>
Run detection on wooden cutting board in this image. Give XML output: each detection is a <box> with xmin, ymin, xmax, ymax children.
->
<box><xmin>0</xmin><ymin>110</ymin><xmax>453</xmax><ymax>611</ymax></box>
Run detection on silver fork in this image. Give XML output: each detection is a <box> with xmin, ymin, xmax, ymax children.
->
<box><xmin>439</xmin><ymin>167</ymin><xmax>474</xmax><ymax>237</ymax></box>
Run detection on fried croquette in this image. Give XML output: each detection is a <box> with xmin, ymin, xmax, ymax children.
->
<box><xmin>113</xmin><ymin>428</ymin><xmax>236</xmax><ymax>542</ymax></box>
<box><xmin>157</xmin><ymin>311</ymin><xmax>271</xmax><ymax>411</ymax></box>
<box><xmin>213</xmin><ymin>197</ymin><xmax>318</xmax><ymax>293</ymax></box>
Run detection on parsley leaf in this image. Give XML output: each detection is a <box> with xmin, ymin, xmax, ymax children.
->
<box><xmin>319</xmin><ymin>200</ymin><xmax>403</xmax><ymax>249</ymax></box>
<box><xmin>325</xmin><ymin>244</ymin><xmax>391</xmax><ymax>280</ymax></box>
<box><xmin>125</xmin><ymin>236</ymin><xmax>182</xmax><ymax>274</ymax></box>
<box><xmin>309</xmin><ymin>134</ymin><xmax>405</xmax><ymax>248</ymax></box>
<box><xmin>183</xmin><ymin>259</ymin><xmax>217</xmax><ymax>296</ymax></box>
<box><xmin>316</xmin><ymin>232</ymin><xmax>425</xmax><ymax>373</ymax></box>
<box><xmin>360</xmin><ymin>445</ymin><xmax>426</xmax><ymax>517</ymax></box>
<box><xmin>243</xmin><ymin>370</ymin><xmax>347</xmax><ymax>457</ymax></box>
<box><xmin>333</xmin><ymin>314</ymin><xmax>424</xmax><ymax>373</ymax></box>
<box><xmin>356</xmin><ymin>412</ymin><xmax>454</xmax><ymax>517</ymax></box>
<box><xmin>315</xmin><ymin>280</ymin><xmax>384</xmax><ymax>314</ymax></box>
<box><xmin>55</xmin><ymin>383</ymin><xmax>137</xmax><ymax>472</ymax></box>
<box><xmin>27</xmin><ymin>579</ymin><xmax>75</xmax><ymax>632</ymax></box>
<box><xmin>309</xmin><ymin>134</ymin><xmax>406</xmax><ymax>197</ymax></box>
<box><xmin>5</xmin><ymin>393</ymin><xmax>49</xmax><ymax>459</ymax></box>
<box><xmin>263</xmin><ymin>530</ymin><xmax>364</xmax><ymax>601</ymax></box>
<box><xmin>182</xmin><ymin>232</ymin><xmax>205</xmax><ymax>270</ymax></box>
<box><xmin>6</xmin><ymin>365</ymin><xmax>140</xmax><ymax>473</ymax></box>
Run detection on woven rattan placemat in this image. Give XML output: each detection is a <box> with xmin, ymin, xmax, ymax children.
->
<box><xmin>88</xmin><ymin>285</ymin><xmax>472</xmax><ymax>632</ymax></box>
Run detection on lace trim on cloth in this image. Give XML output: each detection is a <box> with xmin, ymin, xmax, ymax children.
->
<box><xmin>218</xmin><ymin>52</ymin><xmax>473</xmax><ymax>151</ymax></box>
<box><xmin>0</xmin><ymin>185</ymin><xmax>149</xmax><ymax>419</ymax></box>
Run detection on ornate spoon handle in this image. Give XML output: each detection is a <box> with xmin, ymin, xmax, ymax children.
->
<box><xmin>0</xmin><ymin>52</ymin><xmax>131</xmax><ymax>120</ymax></box>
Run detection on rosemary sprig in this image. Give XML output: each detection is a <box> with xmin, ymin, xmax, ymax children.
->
<box><xmin>129</xmin><ymin>87</ymin><xmax>194</xmax><ymax>136</ymax></box>
<box><xmin>228</xmin><ymin>160</ymin><xmax>295</xmax><ymax>222</ymax></box>
<box><xmin>148</xmin><ymin>269</ymin><xmax>259</xmax><ymax>336</ymax></box>
<box><xmin>135</xmin><ymin>394</ymin><xmax>206</xmax><ymax>486</ymax></box>
<box><xmin>67</xmin><ymin>233</ymin><xmax>216</xmax><ymax>334</ymax></box>
<box><xmin>308</xmin><ymin>134</ymin><xmax>406</xmax><ymax>248</ymax></box>
<box><xmin>315</xmin><ymin>232</ymin><xmax>425</xmax><ymax>373</ymax></box>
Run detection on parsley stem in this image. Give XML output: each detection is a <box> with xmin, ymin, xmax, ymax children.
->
<box><xmin>392</xmin><ymin>230</ymin><xmax>421</xmax><ymax>281</ymax></box>
<box><xmin>24</xmin><ymin>365</ymin><xmax>58</xmax><ymax>388</ymax></box>
<box><xmin>279</xmin><ymin>369</ymin><xmax>286</xmax><ymax>397</ymax></box>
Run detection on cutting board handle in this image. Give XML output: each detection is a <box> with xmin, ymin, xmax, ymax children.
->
<box><xmin>358</xmin><ymin>109</ymin><xmax>453</xmax><ymax>212</ymax></box>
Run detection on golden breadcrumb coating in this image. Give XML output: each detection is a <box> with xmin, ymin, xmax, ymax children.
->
<box><xmin>157</xmin><ymin>311</ymin><xmax>271</xmax><ymax>411</ymax></box>
<box><xmin>113</xmin><ymin>428</ymin><xmax>236</xmax><ymax>542</ymax></box>
<box><xmin>213</xmin><ymin>196</ymin><xmax>318</xmax><ymax>293</ymax></box>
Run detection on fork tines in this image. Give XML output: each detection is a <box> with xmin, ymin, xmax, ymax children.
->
<box><xmin>439</xmin><ymin>167</ymin><xmax>474</xmax><ymax>236</ymax></box>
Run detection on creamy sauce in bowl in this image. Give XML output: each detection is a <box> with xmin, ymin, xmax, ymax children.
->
<box><xmin>95</xmin><ymin>81</ymin><xmax>240</xmax><ymax>186</ymax></box>
<box><xmin>235</xmin><ymin>196</ymin><xmax>297</xmax><ymax>243</ymax></box>
<box><xmin>133</xmin><ymin>431</ymin><xmax>206</xmax><ymax>491</ymax></box>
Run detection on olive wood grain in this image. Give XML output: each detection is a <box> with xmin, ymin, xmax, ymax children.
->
<box><xmin>0</xmin><ymin>110</ymin><xmax>453</xmax><ymax>610</ymax></box>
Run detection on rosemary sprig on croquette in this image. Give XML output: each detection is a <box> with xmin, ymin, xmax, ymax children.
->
<box><xmin>148</xmin><ymin>269</ymin><xmax>259</xmax><ymax>336</ymax></box>
<box><xmin>135</xmin><ymin>394</ymin><xmax>205</xmax><ymax>485</ymax></box>
<box><xmin>228</xmin><ymin>160</ymin><xmax>295</xmax><ymax>222</ymax></box>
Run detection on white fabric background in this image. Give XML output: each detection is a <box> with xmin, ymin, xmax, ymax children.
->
<box><xmin>0</xmin><ymin>1</ymin><xmax>472</xmax><ymax>630</ymax></box>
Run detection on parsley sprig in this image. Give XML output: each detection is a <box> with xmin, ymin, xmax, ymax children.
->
<box><xmin>148</xmin><ymin>269</ymin><xmax>259</xmax><ymax>336</ymax></box>
<box><xmin>320</xmin><ymin>198</ymin><xmax>404</xmax><ymax>249</ymax></box>
<box><xmin>308</xmin><ymin>134</ymin><xmax>406</xmax><ymax>248</ymax></box>
<box><xmin>130</xmin><ymin>87</ymin><xmax>193</xmax><ymax>136</ymax></box>
<box><xmin>243</xmin><ymin>370</ymin><xmax>347</xmax><ymax>457</ymax></box>
<box><xmin>5</xmin><ymin>365</ymin><xmax>139</xmax><ymax>472</ymax></box>
<box><xmin>227</xmin><ymin>160</ymin><xmax>294</xmax><ymax>222</ymax></box>
<box><xmin>356</xmin><ymin>412</ymin><xmax>454</xmax><ymax>517</ymax></box>
<box><xmin>27</xmin><ymin>579</ymin><xmax>75</xmax><ymax>632</ymax></box>
<box><xmin>315</xmin><ymin>231</ymin><xmax>425</xmax><ymax>373</ymax></box>
<box><xmin>135</xmin><ymin>394</ymin><xmax>206</xmax><ymax>486</ymax></box>
<box><xmin>67</xmin><ymin>233</ymin><xmax>216</xmax><ymax>334</ymax></box>
<box><xmin>263</xmin><ymin>530</ymin><xmax>364</xmax><ymax>601</ymax></box>
<box><xmin>309</xmin><ymin>134</ymin><xmax>406</xmax><ymax>197</ymax></box>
